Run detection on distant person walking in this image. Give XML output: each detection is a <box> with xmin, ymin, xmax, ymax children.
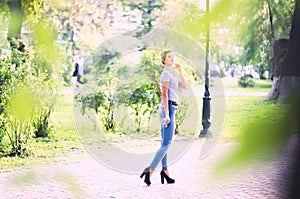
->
<box><xmin>140</xmin><ymin>50</ymin><xmax>186</xmax><ymax>186</ymax></box>
<box><xmin>72</xmin><ymin>49</ymin><xmax>84</xmax><ymax>84</ymax></box>
<box><xmin>231</xmin><ymin>63</ymin><xmax>236</xmax><ymax>78</ymax></box>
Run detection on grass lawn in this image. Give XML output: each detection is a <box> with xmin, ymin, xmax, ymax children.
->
<box><xmin>0</xmin><ymin>79</ymin><xmax>287</xmax><ymax>171</ymax></box>
<box><xmin>222</xmin><ymin>77</ymin><xmax>272</xmax><ymax>92</ymax></box>
<box><xmin>219</xmin><ymin>78</ymin><xmax>289</xmax><ymax>142</ymax></box>
<box><xmin>220</xmin><ymin>96</ymin><xmax>288</xmax><ymax>143</ymax></box>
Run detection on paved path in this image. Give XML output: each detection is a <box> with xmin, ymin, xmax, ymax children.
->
<box><xmin>0</xmin><ymin>133</ymin><xmax>297</xmax><ymax>199</ymax></box>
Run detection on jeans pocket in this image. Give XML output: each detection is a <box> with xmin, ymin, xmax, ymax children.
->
<box><xmin>158</xmin><ymin>105</ymin><xmax>165</xmax><ymax>119</ymax></box>
<box><xmin>171</xmin><ymin>105</ymin><xmax>178</xmax><ymax>117</ymax></box>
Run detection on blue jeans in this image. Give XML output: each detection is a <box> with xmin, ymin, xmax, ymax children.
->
<box><xmin>150</xmin><ymin>103</ymin><xmax>177</xmax><ymax>170</ymax></box>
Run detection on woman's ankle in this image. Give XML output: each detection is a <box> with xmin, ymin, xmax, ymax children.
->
<box><xmin>163</xmin><ymin>169</ymin><xmax>170</xmax><ymax>176</ymax></box>
<box><xmin>149</xmin><ymin>168</ymin><xmax>153</xmax><ymax>176</ymax></box>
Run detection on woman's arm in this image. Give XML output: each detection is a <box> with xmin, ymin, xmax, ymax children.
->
<box><xmin>175</xmin><ymin>63</ymin><xmax>187</xmax><ymax>89</ymax></box>
<box><xmin>161</xmin><ymin>82</ymin><xmax>170</xmax><ymax>124</ymax></box>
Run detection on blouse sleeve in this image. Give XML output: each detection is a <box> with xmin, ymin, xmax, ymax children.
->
<box><xmin>160</xmin><ymin>71</ymin><xmax>171</xmax><ymax>83</ymax></box>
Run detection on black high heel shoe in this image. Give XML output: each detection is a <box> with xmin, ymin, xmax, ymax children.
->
<box><xmin>160</xmin><ymin>170</ymin><xmax>175</xmax><ymax>184</ymax></box>
<box><xmin>140</xmin><ymin>167</ymin><xmax>151</xmax><ymax>186</ymax></box>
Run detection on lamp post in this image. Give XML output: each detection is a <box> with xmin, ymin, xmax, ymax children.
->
<box><xmin>199</xmin><ymin>0</ymin><xmax>212</xmax><ymax>138</ymax></box>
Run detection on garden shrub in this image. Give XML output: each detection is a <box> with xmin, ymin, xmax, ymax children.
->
<box><xmin>238</xmin><ymin>76</ymin><xmax>255</xmax><ymax>88</ymax></box>
<box><xmin>0</xmin><ymin>46</ymin><xmax>59</xmax><ymax>156</ymax></box>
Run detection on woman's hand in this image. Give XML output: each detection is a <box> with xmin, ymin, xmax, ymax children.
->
<box><xmin>175</xmin><ymin>63</ymin><xmax>182</xmax><ymax>72</ymax></box>
<box><xmin>175</xmin><ymin>63</ymin><xmax>187</xmax><ymax>89</ymax></box>
<box><xmin>165</xmin><ymin>115</ymin><xmax>170</xmax><ymax>124</ymax></box>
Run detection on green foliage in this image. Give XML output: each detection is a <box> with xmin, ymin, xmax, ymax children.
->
<box><xmin>238</xmin><ymin>76</ymin><xmax>255</xmax><ymax>88</ymax></box>
<box><xmin>161</xmin><ymin>0</ymin><xmax>294</xmax><ymax>75</ymax></box>
<box><xmin>0</xmin><ymin>0</ymin><xmax>44</xmax><ymax>22</ymax></box>
<box><xmin>115</xmin><ymin>51</ymin><xmax>163</xmax><ymax>134</ymax></box>
<box><xmin>137</xmin><ymin>50</ymin><xmax>163</xmax><ymax>96</ymax></box>
<box><xmin>121</xmin><ymin>0</ymin><xmax>164</xmax><ymax>36</ymax></box>
<box><xmin>174</xmin><ymin>96</ymin><xmax>189</xmax><ymax>134</ymax></box>
<box><xmin>10</xmin><ymin>39</ymin><xmax>28</xmax><ymax>67</ymax></box>
<box><xmin>75</xmin><ymin>88</ymin><xmax>115</xmax><ymax>131</ymax></box>
<box><xmin>216</xmin><ymin>97</ymin><xmax>292</xmax><ymax>174</ymax></box>
<box><xmin>75</xmin><ymin>91</ymin><xmax>105</xmax><ymax>115</ymax></box>
<box><xmin>22</xmin><ymin>0</ymin><xmax>44</xmax><ymax>22</ymax></box>
<box><xmin>32</xmin><ymin>21</ymin><xmax>60</xmax><ymax>66</ymax></box>
<box><xmin>0</xmin><ymin>58</ymin><xmax>13</xmax><ymax>150</ymax></box>
<box><xmin>42</xmin><ymin>0</ymin><xmax>123</xmax><ymax>49</ymax></box>
<box><xmin>0</xmin><ymin>42</ymin><xmax>59</xmax><ymax>156</ymax></box>
<box><xmin>166</xmin><ymin>1</ymin><xmax>206</xmax><ymax>41</ymax></box>
<box><xmin>76</xmin><ymin>50</ymin><xmax>161</xmax><ymax>134</ymax></box>
<box><xmin>92</xmin><ymin>48</ymin><xmax>121</xmax><ymax>74</ymax></box>
<box><xmin>0</xmin><ymin>93</ymin><xmax>82</xmax><ymax>170</ymax></box>
<box><xmin>127</xmin><ymin>83</ymin><xmax>159</xmax><ymax>132</ymax></box>
<box><xmin>75</xmin><ymin>48</ymin><xmax>122</xmax><ymax>132</ymax></box>
<box><xmin>4</xmin><ymin>75</ymin><xmax>39</xmax><ymax>156</ymax></box>
<box><xmin>33</xmin><ymin>109</ymin><xmax>51</xmax><ymax>138</ymax></box>
<box><xmin>5</xmin><ymin>86</ymin><xmax>36</xmax><ymax>156</ymax></box>
<box><xmin>25</xmin><ymin>60</ymin><xmax>58</xmax><ymax>138</ymax></box>
<box><xmin>220</xmin><ymin>94</ymin><xmax>289</xmax><ymax>142</ymax></box>
<box><xmin>237</xmin><ymin>0</ymin><xmax>294</xmax><ymax>74</ymax></box>
<box><xmin>223</xmin><ymin>78</ymin><xmax>272</xmax><ymax>93</ymax></box>
<box><xmin>0</xmin><ymin>52</ymin><xmax>30</xmax><ymax>155</ymax></box>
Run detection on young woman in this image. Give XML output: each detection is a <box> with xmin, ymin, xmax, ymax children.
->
<box><xmin>140</xmin><ymin>50</ymin><xmax>186</xmax><ymax>185</ymax></box>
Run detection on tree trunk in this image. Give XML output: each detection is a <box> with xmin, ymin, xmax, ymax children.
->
<box><xmin>264</xmin><ymin>39</ymin><xmax>288</xmax><ymax>101</ymax></box>
<box><xmin>7</xmin><ymin>0</ymin><xmax>24</xmax><ymax>49</ymax></box>
<box><xmin>264</xmin><ymin>76</ymin><xmax>281</xmax><ymax>101</ymax></box>
<box><xmin>278</xmin><ymin>2</ymin><xmax>300</xmax><ymax>198</ymax></box>
<box><xmin>278</xmin><ymin>0</ymin><xmax>300</xmax><ymax>103</ymax></box>
<box><xmin>266</xmin><ymin>0</ymin><xmax>300</xmax><ymax>103</ymax></box>
<box><xmin>285</xmin><ymin>0</ymin><xmax>300</xmax><ymax>77</ymax></box>
<box><xmin>278</xmin><ymin>76</ymin><xmax>300</xmax><ymax>103</ymax></box>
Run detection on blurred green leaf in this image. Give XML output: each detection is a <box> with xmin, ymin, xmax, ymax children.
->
<box><xmin>33</xmin><ymin>22</ymin><xmax>59</xmax><ymax>63</ymax></box>
<box><xmin>8</xmin><ymin>86</ymin><xmax>37</xmax><ymax>122</ymax></box>
<box><xmin>11</xmin><ymin>170</ymin><xmax>37</xmax><ymax>186</ymax></box>
<box><xmin>214</xmin><ymin>103</ymin><xmax>294</xmax><ymax>175</ymax></box>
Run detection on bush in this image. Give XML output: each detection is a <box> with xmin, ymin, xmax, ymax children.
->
<box><xmin>175</xmin><ymin>97</ymin><xmax>189</xmax><ymax>135</ymax></box>
<box><xmin>33</xmin><ymin>109</ymin><xmax>52</xmax><ymax>138</ymax></box>
<box><xmin>0</xmin><ymin>116</ymin><xmax>6</xmax><ymax>152</ymax></box>
<box><xmin>0</xmin><ymin>58</ymin><xmax>13</xmax><ymax>148</ymax></box>
<box><xmin>238</xmin><ymin>76</ymin><xmax>255</xmax><ymax>88</ymax></box>
<box><xmin>0</xmin><ymin>46</ymin><xmax>59</xmax><ymax>156</ymax></box>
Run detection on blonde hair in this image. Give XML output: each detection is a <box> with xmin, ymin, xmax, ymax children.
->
<box><xmin>160</xmin><ymin>50</ymin><xmax>173</xmax><ymax>65</ymax></box>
